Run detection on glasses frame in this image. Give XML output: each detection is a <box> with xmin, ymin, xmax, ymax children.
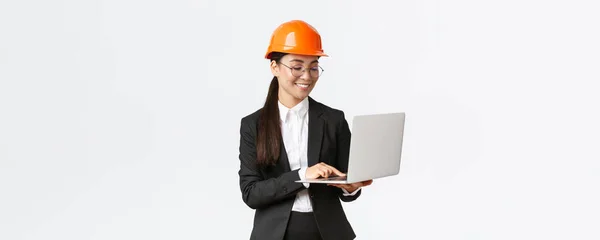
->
<box><xmin>279</xmin><ymin>63</ymin><xmax>325</xmax><ymax>78</ymax></box>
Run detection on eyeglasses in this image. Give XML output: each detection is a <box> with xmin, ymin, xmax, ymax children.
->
<box><xmin>279</xmin><ymin>63</ymin><xmax>324</xmax><ymax>78</ymax></box>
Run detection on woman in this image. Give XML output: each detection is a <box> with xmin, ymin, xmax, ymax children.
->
<box><xmin>238</xmin><ymin>20</ymin><xmax>373</xmax><ymax>240</ymax></box>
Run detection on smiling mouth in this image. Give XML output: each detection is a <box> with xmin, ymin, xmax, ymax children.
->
<box><xmin>295</xmin><ymin>83</ymin><xmax>310</xmax><ymax>89</ymax></box>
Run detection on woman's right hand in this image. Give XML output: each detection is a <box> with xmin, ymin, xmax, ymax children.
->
<box><xmin>305</xmin><ymin>162</ymin><xmax>346</xmax><ymax>179</ymax></box>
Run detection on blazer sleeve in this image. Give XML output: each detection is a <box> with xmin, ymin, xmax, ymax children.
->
<box><xmin>335</xmin><ymin>111</ymin><xmax>362</xmax><ymax>202</ymax></box>
<box><xmin>238</xmin><ymin>118</ymin><xmax>306</xmax><ymax>209</ymax></box>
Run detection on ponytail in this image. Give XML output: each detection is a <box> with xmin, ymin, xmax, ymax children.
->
<box><xmin>256</xmin><ymin>76</ymin><xmax>281</xmax><ymax>166</ymax></box>
<box><xmin>256</xmin><ymin>52</ymin><xmax>286</xmax><ymax>167</ymax></box>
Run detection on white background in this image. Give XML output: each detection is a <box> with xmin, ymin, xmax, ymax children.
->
<box><xmin>1</xmin><ymin>0</ymin><xmax>599</xmax><ymax>239</ymax></box>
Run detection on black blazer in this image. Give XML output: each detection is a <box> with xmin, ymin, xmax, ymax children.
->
<box><xmin>238</xmin><ymin>97</ymin><xmax>361</xmax><ymax>240</ymax></box>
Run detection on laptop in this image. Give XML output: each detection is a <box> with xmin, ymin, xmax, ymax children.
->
<box><xmin>296</xmin><ymin>112</ymin><xmax>405</xmax><ymax>184</ymax></box>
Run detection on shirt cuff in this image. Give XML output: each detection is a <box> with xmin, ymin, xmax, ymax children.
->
<box><xmin>298</xmin><ymin>167</ymin><xmax>310</xmax><ymax>188</ymax></box>
<box><xmin>342</xmin><ymin>187</ymin><xmax>361</xmax><ymax>196</ymax></box>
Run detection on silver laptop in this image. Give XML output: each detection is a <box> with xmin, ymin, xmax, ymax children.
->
<box><xmin>296</xmin><ymin>112</ymin><xmax>405</xmax><ymax>184</ymax></box>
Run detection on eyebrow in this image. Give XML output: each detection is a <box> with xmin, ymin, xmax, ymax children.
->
<box><xmin>289</xmin><ymin>59</ymin><xmax>319</xmax><ymax>64</ymax></box>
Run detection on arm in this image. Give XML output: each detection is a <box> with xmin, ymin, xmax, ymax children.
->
<box><xmin>238</xmin><ymin>118</ymin><xmax>306</xmax><ymax>209</ymax></box>
<box><xmin>335</xmin><ymin>112</ymin><xmax>362</xmax><ymax>202</ymax></box>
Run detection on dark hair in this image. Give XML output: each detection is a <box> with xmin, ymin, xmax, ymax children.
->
<box><xmin>256</xmin><ymin>52</ymin><xmax>287</xmax><ymax>167</ymax></box>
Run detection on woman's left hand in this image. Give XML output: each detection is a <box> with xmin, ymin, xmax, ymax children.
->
<box><xmin>328</xmin><ymin>180</ymin><xmax>373</xmax><ymax>193</ymax></box>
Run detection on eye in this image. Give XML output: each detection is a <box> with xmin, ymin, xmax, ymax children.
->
<box><xmin>310</xmin><ymin>67</ymin><xmax>319</xmax><ymax>71</ymax></box>
<box><xmin>292</xmin><ymin>67</ymin><xmax>303</xmax><ymax>71</ymax></box>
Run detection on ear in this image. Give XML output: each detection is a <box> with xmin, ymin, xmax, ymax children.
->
<box><xmin>270</xmin><ymin>60</ymin><xmax>279</xmax><ymax>77</ymax></box>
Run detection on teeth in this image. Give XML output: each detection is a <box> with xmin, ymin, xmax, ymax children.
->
<box><xmin>296</xmin><ymin>83</ymin><xmax>309</xmax><ymax>88</ymax></box>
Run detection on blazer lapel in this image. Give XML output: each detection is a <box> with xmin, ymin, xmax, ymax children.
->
<box><xmin>307</xmin><ymin>97</ymin><xmax>324</xmax><ymax>167</ymax></box>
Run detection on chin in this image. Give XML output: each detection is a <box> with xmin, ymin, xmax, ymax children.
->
<box><xmin>296</xmin><ymin>93</ymin><xmax>310</xmax><ymax>100</ymax></box>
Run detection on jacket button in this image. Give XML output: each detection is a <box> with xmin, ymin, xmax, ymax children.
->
<box><xmin>283</xmin><ymin>187</ymin><xmax>288</xmax><ymax>193</ymax></box>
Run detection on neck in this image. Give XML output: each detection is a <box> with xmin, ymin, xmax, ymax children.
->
<box><xmin>278</xmin><ymin>91</ymin><xmax>303</xmax><ymax>109</ymax></box>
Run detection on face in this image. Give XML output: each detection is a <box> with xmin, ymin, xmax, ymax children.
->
<box><xmin>271</xmin><ymin>54</ymin><xmax>322</xmax><ymax>106</ymax></box>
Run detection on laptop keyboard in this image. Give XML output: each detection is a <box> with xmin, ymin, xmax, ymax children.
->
<box><xmin>319</xmin><ymin>175</ymin><xmax>347</xmax><ymax>181</ymax></box>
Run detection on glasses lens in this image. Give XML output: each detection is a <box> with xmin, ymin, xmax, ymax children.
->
<box><xmin>310</xmin><ymin>66</ymin><xmax>322</xmax><ymax>78</ymax></box>
<box><xmin>291</xmin><ymin>67</ymin><xmax>304</xmax><ymax>77</ymax></box>
<box><xmin>289</xmin><ymin>65</ymin><xmax>323</xmax><ymax>78</ymax></box>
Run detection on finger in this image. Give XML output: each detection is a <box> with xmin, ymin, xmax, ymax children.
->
<box><xmin>320</xmin><ymin>163</ymin><xmax>346</xmax><ymax>176</ymax></box>
<box><xmin>315</xmin><ymin>167</ymin><xmax>327</xmax><ymax>178</ymax></box>
<box><xmin>357</xmin><ymin>180</ymin><xmax>369</xmax><ymax>187</ymax></box>
<box><xmin>317</xmin><ymin>169</ymin><xmax>326</xmax><ymax>178</ymax></box>
<box><xmin>322</xmin><ymin>169</ymin><xmax>331</xmax><ymax>178</ymax></box>
<box><xmin>333</xmin><ymin>168</ymin><xmax>346</xmax><ymax>176</ymax></box>
<box><xmin>324</xmin><ymin>167</ymin><xmax>333</xmax><ymax>176</ymax></box>
<box><xmin>322</xmin><ymin>166</ymin><xmax>335</xmax><ymax>178</ymax></box>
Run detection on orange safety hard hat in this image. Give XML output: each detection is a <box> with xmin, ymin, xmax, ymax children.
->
<box><xmin>264</xmin><ymin>20</ymin><xmax>328</xmax><ymax>59</ymax></box>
